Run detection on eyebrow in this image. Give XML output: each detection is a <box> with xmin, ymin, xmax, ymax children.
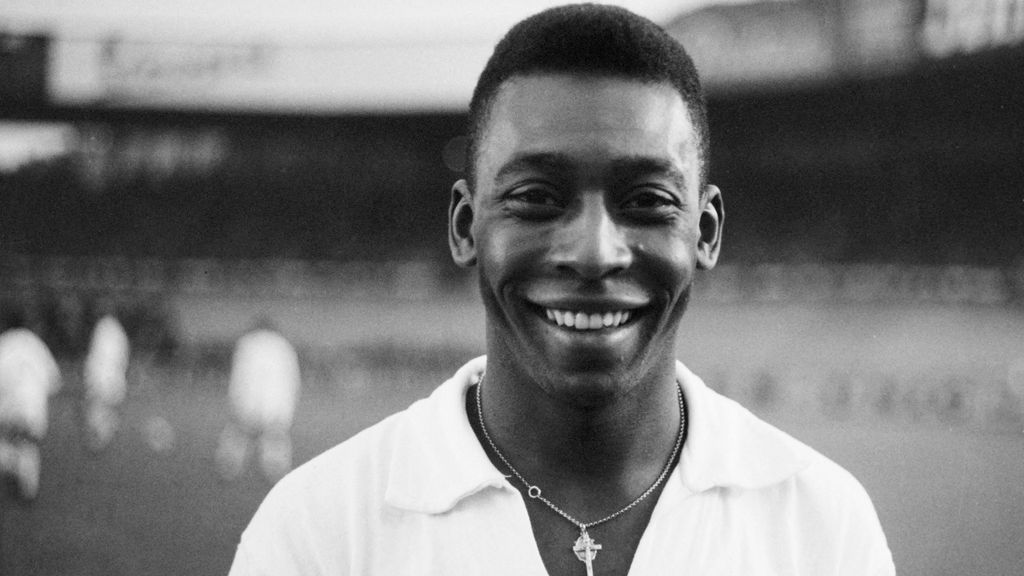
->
<box><xmin>493</xmin><ymin>152</ymin><xmax>574</xmax><ymax>183</ymax></box>
<box><xmin>608</xmin><ymin>157</ymin><xmax>689</xmax><ymax>191</ymax></box>
<box><xmin>493</xmin><ymin>152</ymin><xmax>689</xmax><ymax>190</ymax></box>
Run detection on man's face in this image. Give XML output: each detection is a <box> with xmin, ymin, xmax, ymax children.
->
<box><xmin>450</xmin><ymin>74</ymin><xmax>721</xmax><ymax>403</ymax></box>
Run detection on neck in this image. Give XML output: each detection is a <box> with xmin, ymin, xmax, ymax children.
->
<box><xmin>471</xmin><ymin>358</ymin><xmax>682</xmax><ymax>491</ymax></box>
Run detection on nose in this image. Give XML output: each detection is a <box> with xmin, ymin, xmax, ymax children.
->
<box><xmin>550</xmin><ymin>197</ymin><xmax>632</xmax><ymax>279</ymax></box>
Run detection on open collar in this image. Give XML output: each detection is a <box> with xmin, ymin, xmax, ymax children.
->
<box><xmin>674</xmin><ymin>361</ymin><xmax>813</xmax><ymax>493</ymax></box>
<box><xmin>385</xmin><ymin>356</ymin><xmax>812</xmax><ymax>514</ymax></box>
<box><xmin>384</xmin><ymin>356</ymin><xmax>508</xmax><ymax>513</ymax></box>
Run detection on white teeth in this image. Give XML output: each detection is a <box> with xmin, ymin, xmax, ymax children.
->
<box><xmin>543</xmin><ymin>308</ymin><xmax>634</xmax><ymax>330</ymax></box>
<box><xmin>574</xmin><ymin>312</ymin><xmax>587</xmax><ymax>328</ymax></box>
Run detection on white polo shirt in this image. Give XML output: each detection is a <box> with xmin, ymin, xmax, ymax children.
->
<box><xmin>228</xmin><ymin>330</ymin><xmax>301</xmax><ymax>431</ymax></box>
<box><xmin>229</xmin><ymin>357</ymin><xmax>894</xmax><ymax>575</ymax></box>
<box><xmin>84</xmin><ymin>315</ymin><xmax>131</xmax><ymax>405</ymax></box>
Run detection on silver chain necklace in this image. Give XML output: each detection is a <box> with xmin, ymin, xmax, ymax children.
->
<box><xmin>474</xmin><ymin>376</ymin><xmax>686</xmax><ymax>576</ymax></box>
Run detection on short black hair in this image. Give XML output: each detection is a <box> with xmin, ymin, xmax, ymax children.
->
<box><xmin>466</xmin><ymin>3</ymin><xmax>709</xmax><ymax>187</ymax></box>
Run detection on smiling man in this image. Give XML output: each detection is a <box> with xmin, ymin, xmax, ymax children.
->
<box><xmin>228</xmin><ymin>4</ymin><xmax>894</xmax><ymax>575</ymax></box>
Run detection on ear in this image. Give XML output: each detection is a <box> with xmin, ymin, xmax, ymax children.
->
<box><xmin>696</xmin><ymin>184</ymin><xmax>723</xmax><ymax>270</ymax></box>
<box><xmin>448</xmin><ymin>179</ymin><xmax>477</xmax><ymax>267</ymax></box>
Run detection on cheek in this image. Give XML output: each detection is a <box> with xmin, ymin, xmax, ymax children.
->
<box><xmin>477</xmin><ymin>224</ymin><xmax>542</xmax><ymax>283</ymax></box>
<box><xmin>634</xmin><ymin>235</ymin><xmax>696</xmax><ymax>291</ymax></box>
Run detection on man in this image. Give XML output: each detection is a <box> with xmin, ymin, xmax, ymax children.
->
<box><xmin>83</xmin><ymin>310</ymin><xmax>131</xmax><ymax>451</ymax></box>
<box><xmin>0</xmin><ymin>322</ymin><xmax>61</xmax><ymax>501</ymax></box>
<box><xmin>229</xmin><ymin>4</ymin><xmax>894</xmax><ymax>574</ymax></box>
<box><xmin>215</xmin><ymin>318</ymin><xmax>301</xmax><ymax>482</ymax></box>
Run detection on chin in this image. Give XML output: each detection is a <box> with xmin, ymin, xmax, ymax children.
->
<box><xmin>531</xmin><ymin>354</ymin><xmax>645</xmax><ymax>405</ymax></box>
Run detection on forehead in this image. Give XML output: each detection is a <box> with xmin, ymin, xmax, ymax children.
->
<box><xmin>477</xmin><ymin>74</ymin><xmax>698</xmax><ymax>180</ymax></box>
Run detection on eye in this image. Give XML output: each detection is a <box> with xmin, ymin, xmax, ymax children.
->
<box><xmin>508</xmin><ymin>185</ymin><xmax>560</xmax><ymax>207</ymax></box>
<box><xmin>620</xmin><ymin>187</ymin><xmax>679</xmax><ymax>212</ymax></box>
<box><xmin>502</xmin><ymin>184</ymin><xmax>565</xmax><ymax>221</ymax></box>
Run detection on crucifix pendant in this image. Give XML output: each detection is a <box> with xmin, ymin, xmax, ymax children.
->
<box><xmin>572</xmin><ymin>527</ymin><xmax>603</xmax><ymax>576</ymax></box>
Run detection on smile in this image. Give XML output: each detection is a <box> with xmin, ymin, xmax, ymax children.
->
<box><xmin>543</xmin><ymin>309</ymin><xmax>633</xmax><ymax>330</ymax></box>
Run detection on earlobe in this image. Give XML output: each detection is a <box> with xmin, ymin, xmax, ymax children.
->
<box><xmin>696</xmin><ymin>184</ymin><xmax>724</xmax><ymax>270</ymax></box>
<box><xmin>448</xmin><ymin>179</ymin><xmax>477</xmax><ymax>267</ymax></box>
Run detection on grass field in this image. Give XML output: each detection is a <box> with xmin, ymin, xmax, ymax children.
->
<box><xmin>2</xmin><ymin>296</ymin><xmax>1023</xmax><ymax>575</ymax></box>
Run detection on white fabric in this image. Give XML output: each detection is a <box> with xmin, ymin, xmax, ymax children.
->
<box><xmin>84</xmin><ymin>315</ymin><xmax>130</xmax><ymax>405</ymax></box>
<box><xmin>0</xmin><ymin>329</ymin><xmax>61</xmax><ymax>439</ymax></box>
<box><xmin>228</xmin><ymin>330</ymin><xmax>301</xmax><ymax>431</ymax></box>
<box><xmin>229</xmin><ymin>356</ymin><xmax>895</xmax><ymax>575</ymax></box>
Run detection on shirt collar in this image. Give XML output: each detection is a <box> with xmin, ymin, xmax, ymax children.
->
<box><xmin>675</xmin><ymin>360</ymin><xmax>813</xmax><ymax>492</ymax></box>
<box><xmin>385</xmin><ymin>356</ymin><xmax>812</xmax><ymax>514</ymax></box>
<box><xmin>385</xmin><ymin>356</ymin><xmax>507</xmax><ymax>513</ymax></box>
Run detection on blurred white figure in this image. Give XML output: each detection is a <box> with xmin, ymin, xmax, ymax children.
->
<box><xmin>0</xmin><ymin>328</ymin><xmax>61</xmax><ymax>500</ymax></box>
<box><xmin>216</xmin><ymin>322</ymin><xmax>301</xmax><ymax>482</ymax></box>
<box><xmin>83</xmin><ymin>314</ymin><xmax>130</xmax><ymax>451</ymax></box>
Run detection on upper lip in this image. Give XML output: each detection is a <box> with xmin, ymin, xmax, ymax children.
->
<box><xmin>524</xmin><ymin>295</ymin><xmax>649</xmax><ymax>312</ymax></box>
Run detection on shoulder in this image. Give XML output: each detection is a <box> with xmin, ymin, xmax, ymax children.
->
<box><xmin>788</xmin><ymin>448</ymin><xmax>895</xmax><ymax>574</ymax></box>
<box><xmin>0</xmin><ymin>329</ymin><xmax>57</xmax><ymax>366</ymax></box>
<box><xmin>0</xmin><ymin>328</ymin><xmax>48</xmax><ymax>351</ymax></box>
<box><xmin>709</xmin><ymin>401</ymin><xmax>884</xmax><ymax>531</ymax></box>
<box><xmin>677</xmin><ymin>363</ymin><xmax>893</xmax><ymax>573</ymax></box>
<box><xmin>230</xmin><ymin>361</ymin><xmax>485</xmax><ymax>575</ymax></box>
<box><xmin>780</xmin><ymin>441</ymin><xmax>879</xmax><ymax>521</ymax></box>
<box><xmin>255</xmin><ymin>405</ymin><xmax>409</xmax><ymax>521</ymax></box>
<box><xmin>678</xmin><ymin>360</ymin><xmax>880</xmax><ymax>513</ymax></box>
<box><xmin>231</xmin><ymin>399</ymin><xmax>422</xmax><ymax>574</ymax></box>
<box><xmin>747</xmin><ymin>426</ymin><xmax>894</xmax><ymax>574</ymax></box>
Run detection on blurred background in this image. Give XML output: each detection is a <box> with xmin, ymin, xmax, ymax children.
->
<box><xmin>1</xmin><ymin>0</ymin><xmax>1022</xmax><ymax>574</ymax></box>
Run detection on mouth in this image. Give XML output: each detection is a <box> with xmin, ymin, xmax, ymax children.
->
<box><xmin>539</xmin><ymin>307</ymin><xmax>638</xmax><ymax>331</ymax></box>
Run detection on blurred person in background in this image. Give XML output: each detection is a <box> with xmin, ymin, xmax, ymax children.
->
<box><xmin>0</xmin><ymin>312</ymin><xmax>62</xmax><ymax>501</ymax></box>
<box><xmin>216</xmin><ymin>317</ymin><xmax>301</xmax><ymax>482</ymax></box>
<box><xmin>83</xmin><ymin>302</ymin><xmax>131</xmax><ymax>451</ymax></box>
<box><xmin>229</xmin><ymin>4</ymin><xmax>894</xmax><ymax>575</ymax></box>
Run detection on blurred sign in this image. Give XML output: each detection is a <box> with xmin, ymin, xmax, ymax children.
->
<box><xmin>667</xmin><ymin>3</ymin><xmax>838</xmax><ymax>92</ymax></box>
<box><xmin>49</xmin><ymin>34</ymin><xmax>489</xmax><ymax>113</ymax></box>
<box><xmin>840</xmin><ymin>0</ymin><xmax>919</xmax><ymax>72</ymax></box>
<box><xmin>669</xmin><ymin>0</ymin><xmax>1024</xmax><ymax>93</ymax></box>
<box><xmin>920</xmin><ymin>0</ymin><xmax>1024</xmax><ymax>56</ymax></box>
<box><xmin>22</xmin><ymin>0</ymin><xmax>1024</xmax><ymax>111</ymax></box>
<box><xmin>99</xmin><ymin>36</ymin><xmax>272</xmax><ymax>98</ymax></box>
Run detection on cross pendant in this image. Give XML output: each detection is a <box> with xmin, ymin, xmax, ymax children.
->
<box><xmin>572</xmin><ymin>528</ymin><xmax>603</xmax><ymax>576</ymax></box>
